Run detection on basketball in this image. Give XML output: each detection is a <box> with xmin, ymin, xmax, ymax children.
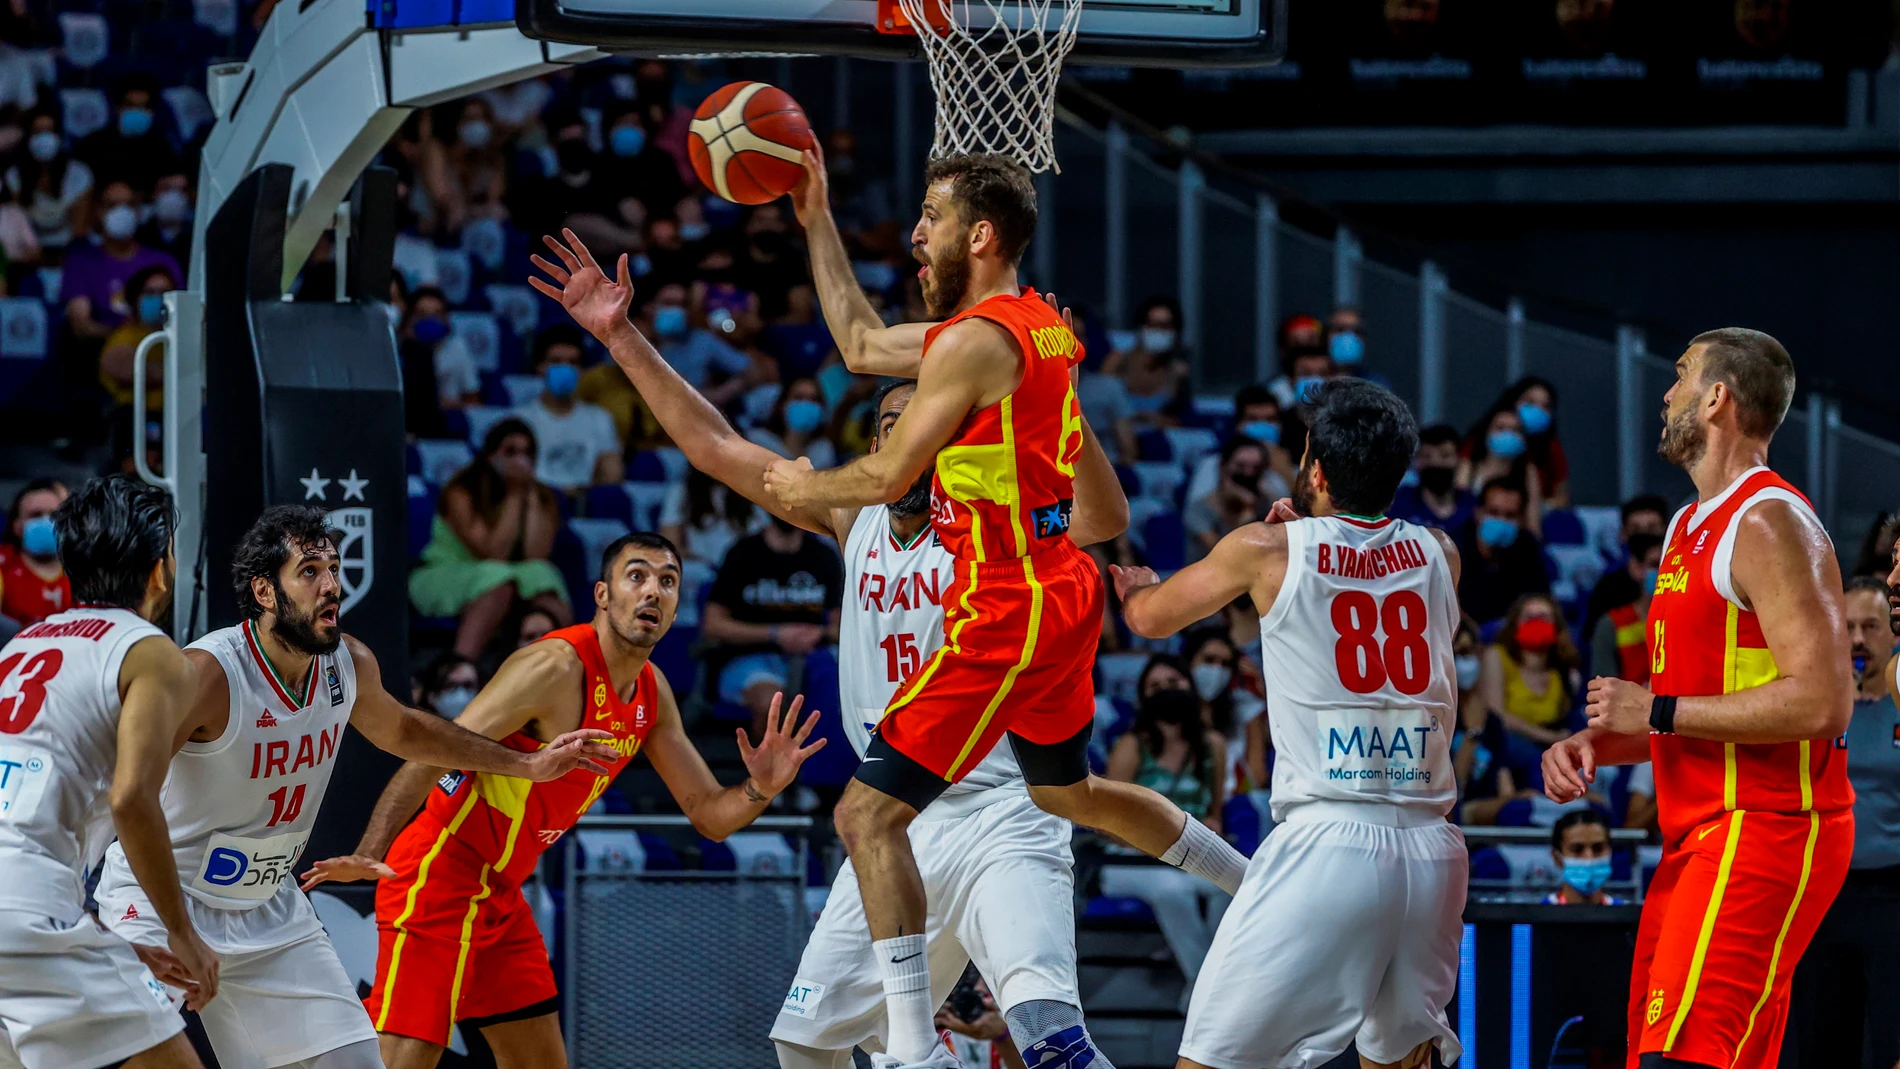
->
<box><xmin>688</xmin><ymin>81</ymin><xmax>816</xmax><ymax>205</ymax></box>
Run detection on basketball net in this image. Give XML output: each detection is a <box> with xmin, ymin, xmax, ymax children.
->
<box><xmin>889</xmin><ymin>0</ymin><xmax>1083</xmax><ymax>173</ymax></box>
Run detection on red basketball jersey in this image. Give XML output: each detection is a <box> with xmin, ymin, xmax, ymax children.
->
<box><xmin>1646</xmin><ymin>467</ymin><xmax>1853</xmax><ymax>844</ymax></box>
<box><xmin>416</xmin><ymin>624</ymin><xmax>656</xmax><ymax>884</ymax></box>
<box><xmin>923</xmin><ymin>288</ymin><xmax>1086</xmax><ymax>563</ymax></box>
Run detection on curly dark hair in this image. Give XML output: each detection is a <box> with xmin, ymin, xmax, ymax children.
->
<box><xmin>231</xmin><ymin>505</ymin><xmax>337</xmax><ymax>620</ymax></box>
<box><xmin>922</xmin><ymin>153</ymin><xmax>1037</xmax><ymax>264</ymax></box>
<box><xmin>53</xmin><ymin>476</ymin><xmax>176</xmax><ymax>611</ymax></box>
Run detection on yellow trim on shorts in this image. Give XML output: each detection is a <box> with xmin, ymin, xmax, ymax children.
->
<box><xmin>1664</xmin><ymin>809</ymin><xmax>1746</xmax><ymax>1053</ymax></box>
<box><xmin>446</xmin><ymin>863</ymin><xmax>496</xmax><ymax>1022</ymax></box>
<box><xmin>1797</xmin><ymin>741</ymin><xmax>1813</xmax><ymax>812</ymax></box>
<box><xmin>375</xmin><ymin>788</ymin><xmax>482</xmax><ymax>1031</ymax></box>
<box><xmin>885</xmin><ymin>562</ymin><xmax>981</xmax><ymax>723</ymax></box>
<box><xmin>1734</xmin><ymin>810</ymin><xmax>1820</xmax><ymax>1060</ymax></box>
<box><xmin>945</xmin><ymin>554</ymin><xmax>1044</xmax><ymax>780</ymax></box>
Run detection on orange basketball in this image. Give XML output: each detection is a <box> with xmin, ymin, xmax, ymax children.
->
<box><xmin>688</xmin><ymin>82</ymin><xmax>816</xmax><ymax>205</ymax></box>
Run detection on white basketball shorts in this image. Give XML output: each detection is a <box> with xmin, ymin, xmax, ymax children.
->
<box><xmin>0</xmin><ymin>908</ymin><xmax>184</xmax><ymax>1069</ymax></box>
<box><xmin>769</xmin><ymin>790</ymin><xmax>1078</xmax><ymax>1053</ymax></box>
<box><xmin>1179</xmin><ymin>802</ymin><xmax>1468</xmax><ymax>1069</ymax></box>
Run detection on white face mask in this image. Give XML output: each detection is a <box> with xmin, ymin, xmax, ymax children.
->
<box><xmin>1191</xmin><ymin>663</ymin><xmax>1232</xmax><ymax>702</ymax></box>
<box><xmin>1454</xmin><ymin>654</ymin><xmax>1482</xmax><ymax>691</ymax></box>
<box><xmin>102</xmin><ymin>204</ymin><xmax>139</xmax><ymax>241</ymax></box>
<box><xmin>153</xmin><ymin>187</ymin><xmax>192</xmax><ymax>224</ymax></box>
<box><xmin>1140</xmin><ymin>327</ymin><xmax>1177</xmax><ymax>353</ymax></box>
<box><xmin>27</xmin><ymin>130</ymin><xmax>59</xmax><ymax>163</ymax></box>
<box><xmin>433</xmin><ymin>686</ymin><xmax>477</xmax><ymax>718</ymax></box>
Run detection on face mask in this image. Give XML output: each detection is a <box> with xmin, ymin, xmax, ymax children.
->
<box><xmin>1419</xmin><ymin>466</ymin><xmax>1456</xmax><ymax>495</ymax></box>
<box><xmin>1515</xmin><ymin>617</ymin><xmax>1558</xmax><ymax>652</ymax></box>
<box><xmin>27</xmin><ymin>130</ymin><xmax>60</xmax><ymax>163</ymax></box>
<box><xmin>102</xmin><ymin>204</ymin><xmax>139</xmax><ymax>241</ymax></box>
<box><xmin>1454</xmin><ymin>654</ymin><xmax>1481</xmax><ymax>691</ymax></box>
<box><xmin>1295</xmin><ymin>375</ymin><xmax>1325</xmax><ymax>404</ymax></box>
<box><xmin>1517</xmin><ymin>402</ymin><xmax>1552</xmax><ymax>435</ymax></box>
<box><xmin>1644</xmin><ymin>567</ymin><xmax>1661</xmax><ymax>593</ymax></box>
<box><xmin>1240</xmin><ymin>420</ymin><xmax>1280</xmax><ymax>446</ymax></box>
<box><xmin>433</xmin><ymin>686</ymin><xmax>477</xmax><ymax>718</ymax></box>
<box><xmin>1853</xmin><ymin>654</ymin><xmax>1869</xmax><ymax>678</ymax></box>
<box><xmin>1329</xmin><ymin>331</ymin><xmax>1365</xmax><ymax>365</ymax></box>
<box><xmin>610</xmin><ymin>126</ymin><xmax>647</xmax><ymax>157</ymax></box>
<box><xmin>679</xmin><ymin>221</ymin><xmax>710</xmax><ymax>242</ymax></box>
<box><xmin>1487</xmin><ymin>428</ymin><xmax>1527</xmax><ymax>459</ymax></box>
<box><xmin>654</xmin><ymin>305</ymin><xmax>689</xmax><ymax>339</ymax></box>
<box><xmin>458</xmin><ymin>119</ymin><xmax>492</xmax><ymax>149</ymax></box>
<box><xmin>138</xmin><ymin>293</ymin><xmax>164</xmax><ymax>325</ymax></box>
<box><xmin>545</xmin><ymin>363</ymin><xmax>580</xmax><ymax>398</ymax></box>
<box><xmin>153</xmin><ymin>187</ymin><xmax>192</xmax><ymax>224</ymax></box>
<box><xmin>783</xmin><ymin>399</ymin><xmax>825</xmax><ymax>435</ymax></box>
<box><xmin>630</xmin><ymin>253</ymin><xmax>653</xmax><ymax>277</ymax></box>
<box><xmin>411</xmin><ymin>315</ymin><xmax>449</xmax><ymax>344</ymax></box>
<box><xmin>1140</xmin><ymin>327</ymin><xmax>1176</xmax><ymax>353</ymax></box>
<box><xmin>117</xmin><ymin>107</ymin><xmax>154</xmax><ymax>138</ymax></box>
<box><xmin>555</xmin><ymin>139</ymin><xmax>592</xmax><ymax>174</ymax></box>
<box><xmin>20</xmin><ymin>515</ymin><xmax>56</xmax><ymax>558</ymax></box>
<box><xmin>1191</xmin><ymin>663</ymin><xmax>1231</xmax><ymax>701</ymax></box>
<box><xmin>1561</xmin><ymin>857</ymin><xmax>1612</xmax><ymax>896</ymax></box>
<box><xmin>1477</xmin><ymin>515</ymin><xmax>1520</xmax><ymax>550</ymax></box>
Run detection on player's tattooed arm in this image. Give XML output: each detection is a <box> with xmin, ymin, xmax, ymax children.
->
<box><xmin>531</xmin><ymin>229</ymin><xmax>839</xmax><ymax>538</ymax></box>
<box><xmin>1113</xmin><ymin>522</ymin><xmax>1288</xmax><ymax>640</ymax></box>
<box><xmin>642</xmin><ymin>668</ymin><xmax>826</xmax><ymax>841</ymax></box>
<box><xmin>791</xmin><ymin>145</ymin><xmax>930</xmax><ymax>379</ymax></box>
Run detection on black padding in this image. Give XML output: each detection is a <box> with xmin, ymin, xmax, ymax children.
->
<box><xmin>1009</xmin><ymin>724</ymin><xmax>1091</xmax><ymax>786</ymax></box>
<box><xmin>854</xmin><ymin>733</ymin><xmax>953</xmax><ymax>811</ymax></box>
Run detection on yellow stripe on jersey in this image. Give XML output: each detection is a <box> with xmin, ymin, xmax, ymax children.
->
<box><xmin>946</xmin><ymin>554</ymin><xmax>1044</xmax><ymax>780</ymax></box>
<box><xmin>1733</xmin><ymin>811</ymin><xmax>1820</xmax><ymax>1061</ymax></box>
<box><xmin>375</xmin><ymin>787</ymin><xmax>482</xmax><ymax>1031</ymax></box>
<box><xmin>1665</xmin><ymin>809</ymin><xmax>1746</xmax><ymax>1053</ymax></box>
<box><xmin>999</xmin><ymin>396</ymin><xmax>1028</xmax><ymax>559</ymax></box>
<box><xmin>475</xmin><ymin>771</ymin><xmax>533</xmax><ymax>821</ymax></box>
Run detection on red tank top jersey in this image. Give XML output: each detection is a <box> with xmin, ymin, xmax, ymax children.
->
<box><xmin>1646</xmin><ymin>467</ymin><xmax>1852</xmax><ymax>844</ymax></box>
<box><xmin>922</xmin><ymin>289</ymin><xmax>1086</xmax><ymax>562</ymax></box>
<box><xmin>418</xmin><ymin>624</ymin><xmax>656</xmax><ymax>884</ymax></box>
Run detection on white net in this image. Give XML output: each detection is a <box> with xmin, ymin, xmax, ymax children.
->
<box><xmin>894</xmin><ymin>0</ymin><xmax>1083</xmax><ymax>173</ymax></box>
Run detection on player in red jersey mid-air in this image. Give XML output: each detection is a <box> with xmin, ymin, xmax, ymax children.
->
<box><xmin>761</xmin><ymin>151</ymin><xmax>1246</xmax><ymax>1069</ymax></box>
<box><xmin>1542</xmin><ymin>328</ymin><xmax>1856</xmax><ymax>1069</ymax></box>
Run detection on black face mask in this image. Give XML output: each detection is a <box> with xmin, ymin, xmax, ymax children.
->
<box><xmin>555</xmin><ymin>140</ymin><xmax>593</xmax><ymax>175</ymax></box>
<box><xmin>750</xmin><ymin>230</ymin><xmax>788</xmax><ymax>257</ymax></box>
<box><xmin>1419</xmin><ymin>466</ymin><xmax>1456</xmax><ymax>495</ymax></box>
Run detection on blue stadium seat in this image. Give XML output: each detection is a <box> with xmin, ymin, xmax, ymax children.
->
<box><xmin>627</xmin><ymin>451</ymin><xmax>671</xmax><ymax>483</ymax></box>
<box><xmin>1468</xmin><ymin>846</ymin><xmax>1510</xmax><ymax>882</ymax></box>
<box><xmin>1141</xmin><ymin>512</ymin><xmax>1187</xmax><ymax>571</ymax></box>
<box><xmin>1542</xmin><ymin>507</ymin><xmax>1586</xmax><ymax>546</ymax></box>
<box><xmin>441</xmin><ymin>408</ymin><xmax>470</xmax><ymax>443</ymax></box>
<box><xmin>550</xmin><ymin>523</ymin><xmax>590</xmax><ymax>615</ymax></box>
<box><xmin>700</xmin><ymin>839</ymin><xmax>736</xmax><ymax>872</ymax></box>
<box><xmin>795</xmin><ymin>648</ymin><xmax>857</xmax><ymax>789</ymax></box>
<box><xmin>637</xmin><ymin>833</ymin><xmax>684</xmax><ymax>871</ymax></box>
<box><xmin>649</xmin><ymin>625</ymin><xmax>697</xmax><ymax>699</ymax></box>
<box><xmin>586</xmin><ymin>484</ymin><xmax>634</xmax><ymax>527</ymax></box>
<box><xmin>1082</xmin><ymin>897</ymin><xmax>1156</xmax><ymax>924</ymax></box>
<box><xmin>1135</xmin><ymin>428</ymin><xmax>1173</xmax><ymax>462</ymax></box>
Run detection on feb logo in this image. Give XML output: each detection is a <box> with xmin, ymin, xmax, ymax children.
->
<box><xmin>324</xmin><ymin>506</ymin><xmax>374</xmax><ymax>615</ymax></box>
<box><xmin>593</xmin><ymin>682</ymin><xmax>608</xmax><ymax>708</ymax></box>
<box><xmin>1646</xmin><ymin>989</ymin><xmax>1667</xmax><ymax>1026</ymax></box>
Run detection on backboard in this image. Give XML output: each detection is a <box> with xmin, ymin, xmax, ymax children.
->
<box><xmin>515</xmin><ymin>0</ymin><xmax>1286</xmax><ymax>69</ymax></box>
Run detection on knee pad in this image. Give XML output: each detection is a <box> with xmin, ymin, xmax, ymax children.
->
<box><xmin>1005</xmin><ymin>1000</ymin><xmax>1113</xmax><ymax>1069</ymax></box>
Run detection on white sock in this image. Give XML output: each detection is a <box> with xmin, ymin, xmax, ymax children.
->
<box><xmin>1159</xmin><ymin>817</ymin><xmax>1248</xmax><ymax>896</ymax></box>
<box><xmin>874</xmin><ymin>933</ymin><xmax>935</xmax><ymax>1063</ymax></box>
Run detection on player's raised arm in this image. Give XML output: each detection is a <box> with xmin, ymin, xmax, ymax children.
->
<box><xmin>762</xmin><ymin>317</ymin><xmax>1008</xmax><ymax>509</ymax></box>
<box><xmin>1114</xmin><ymin>522</ymin><xmax>1286</xmax><ymax>640</ymax></box>
<box><xmin>1585</xmin><ymin>499</ymin><xmax>1853</xmax><ymax>744</ymax></box>
<box><xmin>791</xmin><ymin>146</ymin><xmax>932</xmax><ymax>378</ymax></box>
<box><xmin>638</xmin><ymin>666</ymin><xmax>825</xmax><ymax>841</ymax></box>
<box><xmin>531</xmin><ymin>230</ymin><xmax>840</xmax><ymax>538</ymax></box>
<box><xmin>111</xmin><ymin>634</ymin><xmax>220</xmax><ymax>1007</ymax></box>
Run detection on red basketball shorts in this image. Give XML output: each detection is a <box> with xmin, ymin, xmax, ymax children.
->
<box><xmin>366</xmin><ymin>829</ymin><xmax>558</xmax><ymax>1046</ymax></box>
<box><xmin>879</xmin><ymin>539</ymin><xmax>1102</xmax><ymax>782</ymax></box>
<box><xmin>1628</xmin><ymin>806</ymin><xmax>1852</xmax><ymax>1069</ymax></box>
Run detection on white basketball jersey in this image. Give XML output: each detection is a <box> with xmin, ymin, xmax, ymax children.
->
<box><xmin>0</xmin><ymin>608</ymin><xmax>164</xmax><ymax>919</ymax></box>
<box><xmin>840</xmin><ymin>506</ymin><xmax>1023</xmax><ymax>810</ymax></box>
<box><xmin>100</xmin><ymin>620</ymin><xmax>357</xmax><ymax>921</ymax></box>
<box><xmin>1258</xmin><ymin>515</ymin><xmax>1458</xmax><ymax>822</ymax></box>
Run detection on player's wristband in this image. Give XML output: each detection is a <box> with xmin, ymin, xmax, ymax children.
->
<box><xmin>1649</xmin><ymin>694</ymin><xmax>1678</xmax><ymax>735</ymax></box>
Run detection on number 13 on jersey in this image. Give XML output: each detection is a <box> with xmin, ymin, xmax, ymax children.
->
<box><xmin>1330</xmin><ymin>591</ymin><xmax>1432</xmax><ymax>695</ymax></box>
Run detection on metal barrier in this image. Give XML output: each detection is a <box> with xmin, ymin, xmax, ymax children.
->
<box><xmin>561</xmin><ymin>814</ymin><xmax>813</xmax><ymax>1069</ymax></box>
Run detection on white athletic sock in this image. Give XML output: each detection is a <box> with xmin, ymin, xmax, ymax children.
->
<box><xmin>1160</xmin><ymin>817</ymin><xmax>1248</xmax><ymax>896</ymax></box>
<box><xmin>874</xmin><ymin>933</ymin><xmax>935</xmax><ymax>1063</ymax></box>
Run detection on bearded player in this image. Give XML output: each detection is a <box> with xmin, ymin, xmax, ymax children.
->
<box><xmin>90</xmin><ymin>505</ymin><xmax>618</xmax><ymax>1069</ymax></box>
<box><xmin>309</xmin><ymin>532</ymin><xmax>825</xmax><ymax>1069</ymax></box>
<box><xmin>1542</xmin><ymin>328</ymin><xmax>1854</xmax><ymax>1069</ymax></box>
<box><xmin>1111</xmin><ymin>379</ymin><xmax>1467</xmax><ymax>1069</ymax></box>
<box><xmin>750</xmin><ymin>151</ymin><xmax>1246</xmax><ymax>1069</ymax></box>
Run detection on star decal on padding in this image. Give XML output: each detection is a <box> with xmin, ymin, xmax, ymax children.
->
<box><xmin>300</xmin><ymin>468</ymin><xmax>331</xmax><ymax>501</ymax></box>
<box><xmin>338</xmin><ymin>469</ymin><xmax>369</xmax><ymax>502</ymax></box>
<box><xmin>688</xmin><ymin>83</ymin><xmax>806</xmax><ymax>203</ymax></box>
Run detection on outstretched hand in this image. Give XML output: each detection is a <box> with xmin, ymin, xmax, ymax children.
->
<box><xmin>520</xmin><ymin>728</ymin><xmax>623</xmax><ymax>781</ymax></box>
<box><xmin>790</xmin><ymin>144</ymin><xmax>830</xmax><ymax>228</ymax></box>
<box><xmin>738</xmin><ymin>691</ymin><xmax>827</xmax><ymax>799</ymax></box>
<box><xmin>299</xmin><ymin>854</ymin><xmax>398</xmax><ymax>892</ymax></box>
<box><xmin>529</xmin><ymin>229</ymin><xmax>637</xmax><ymax>344</ymax></box>
<box><xmin>1042</xmin><ymin>290</ymin><xmax>1076</xmax><ymax>335</ymax></box>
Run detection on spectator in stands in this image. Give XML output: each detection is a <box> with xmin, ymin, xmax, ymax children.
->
<box><xmin>1588</xmin><ymin>533</ymin><xmax>1663</xmax><ymax>683</ymax></box>
<box><xmin>1108</xmin><ymin>296</ymin><xmax>1187</xmax><ymax>427</ymax></box>
<box><xmin>1103</xmin><ymin>686</ymin><xmax>1229</xmax><ymax>991</ymax></box>
<box><xmin>1454</xmin><ymin>477</ymin><xmax>1550</xmax><ymax>624</ymax></box>
<box><xmin>511</xmin><ymin>324</ymin><xmax>624</xmax><ymax>494</ymax></box>
<box><xmin>1583</xmin><ymin>493</ymin><xmax>1669</xmax><ymax>636</ymax></box>
<box><xmin>1454</xmin><ymin>616</ymin><xmax>1535</xmax><ymax>826</ymax></box>
<box><xmin>1267</xmin><ymin>314</ymin><xmax>1332</xmax><ymax>410</ymax></box>
<box><xmin>136</xmin><ymin>169</ymin><xmax>192</xmax><ymax>268</ymax></box>
<box><xmin>0</xmin><ymin>477</ymin><xmax>71</xmax><ymax>627</ymax></box>
<box><xmin>1327</xmin><ymin>305</ymin><xmax>1366</xmax><ymax>374</ymax></box>
<box><xmin>61</xmin><ymin>179</ymin><xmax>183</xmax><ymax>344</ymax></box>
<box><xmin>526</xmin><ymin>109</ymin><xmax>634</xmax><ymax>254</ymax></box>
<box><xmin>1075</xmin><ymin>355</ymin><xmax>1138</xmax><ymax>464</ymax></box>
<box><xmin>399</xmin><ymin>285</ymin><xmax>480</xmax><ymax>417</ymax></box>
<box><xmin>736</xmin><ymin>203</ymin><xmax>807</xmax><ymax>320</ymax></box>
<box><xmin>599</xmin><ymin>101</ymin><xmax>684</xmax><ymax>227</ymax></box>
<box><xmin>701</xmin><ymin>514</ymin><xmax>843</xmax><ymax>739</ymax></box>
<box><xmin>1851</xmin><ymin>511</ymin><xmax>1898</xmax><ymax>578</ymax></box>
<box><xmin>1480</xmin><ymin>593</ymin><xmax>1580</xmax><ymax>752</ymax></box>
<box><xmin>1459</xmin><ymin>401</ymin><xmax>1545</xmax><ymax>531</ymax></box>
<box><xmin>98</xmin><ymin>262</ymin><xmax>174</xmax><ymax>467</ymax></box>
<box><xmin>1618</xmin><ymin>761</ymin><xmax>1657</xmax><ymax>833</ymax></box>
<box><xmin>1391</xmin><ymin>423</ymin><xmax>1476</xmax><ymax>533</ymax></box>
<box><xmin>418</xmin><ymin>653</ymin><xmax>483</xmax><ymax>718</ymax></box>
<box><xmin>1183</xmin><ymin>626</ymin><xmax>1264</xmax><ymax>800</ymax></box>
<box><xmin>410</xmin><ymin>417</ymin><xmax>572</xmax><ymax>660</ymax></box>
<box><xmin>1184</xmin><ymin>437</ymin><xmax>1271</xmax><ymax>563</ymax></box>
<box><xmin>419</xmin><ymin>97</ymin><xmax>510</xmax><ymax>237</ymax></box>
<box><xmin>1542</xmin><ymin>810</ymin><xmax>1624</xmax><ymax>905</ymax></box>
<box><xmin>661</xmin><ymin>467</ymin><xmax>764</xmax><ymax>569</ymax></box>
<box><xmin>1785</xmin><ymin>575</ymin><xmax>1900</xmax><ymax>1069</ymax></box>
<box><xmin>1502</xmin><ymin>377</ymin><xmax>1570</xmax><ymax>507</ymax></box>
<box><xmin>641</xmin><ymin>213</ymin><xmax>694</xmax><ymax>288</ymax></box>
<box><xmin>0</xmin><ymin>176</ymin><xmax>40</xmax><ymax>273</ymax></box>
<box><xmin>5</xmin><ymin>107</ymin><xmax>92</xmax><ymax>252</ymax></box>
<box><xmin>1185</xmin><ymin>386</ymin><xmax>1293</xmax><ymax>504</ymax></box>
<box><xmin>641</xmin><ymin>281</ymin><xmax>754</xmax><ymax>408</ymax></box>
<box><xmin>515</xmin><ymin>607</ymin><xmax>558</xmax><ymax>648</ymax></box>
<box><xmin>74</xmin><ymin>74</ymin><xmax>181</xmax><ymax>195</ymax></box>
<box><xmin>748</xmin><ymin>376</ymin><xmax>838</xmax><ymax>469</ymax></box>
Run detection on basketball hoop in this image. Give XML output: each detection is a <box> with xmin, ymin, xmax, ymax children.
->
<box><xmin>878</xmin><ymin>0</ymin><xmax>1083</xmax><ymax>174</ymax></box>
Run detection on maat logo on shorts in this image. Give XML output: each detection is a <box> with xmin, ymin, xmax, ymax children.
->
<box><xmin>1646</xmin><ymin>988</ymin><xmax>1667</xmax><ymax>1026</ymax></box>
<box><xmin>781</xmin><ymin>977</ymin><xmax>827</xmax><ymax>1019</ymax></box>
